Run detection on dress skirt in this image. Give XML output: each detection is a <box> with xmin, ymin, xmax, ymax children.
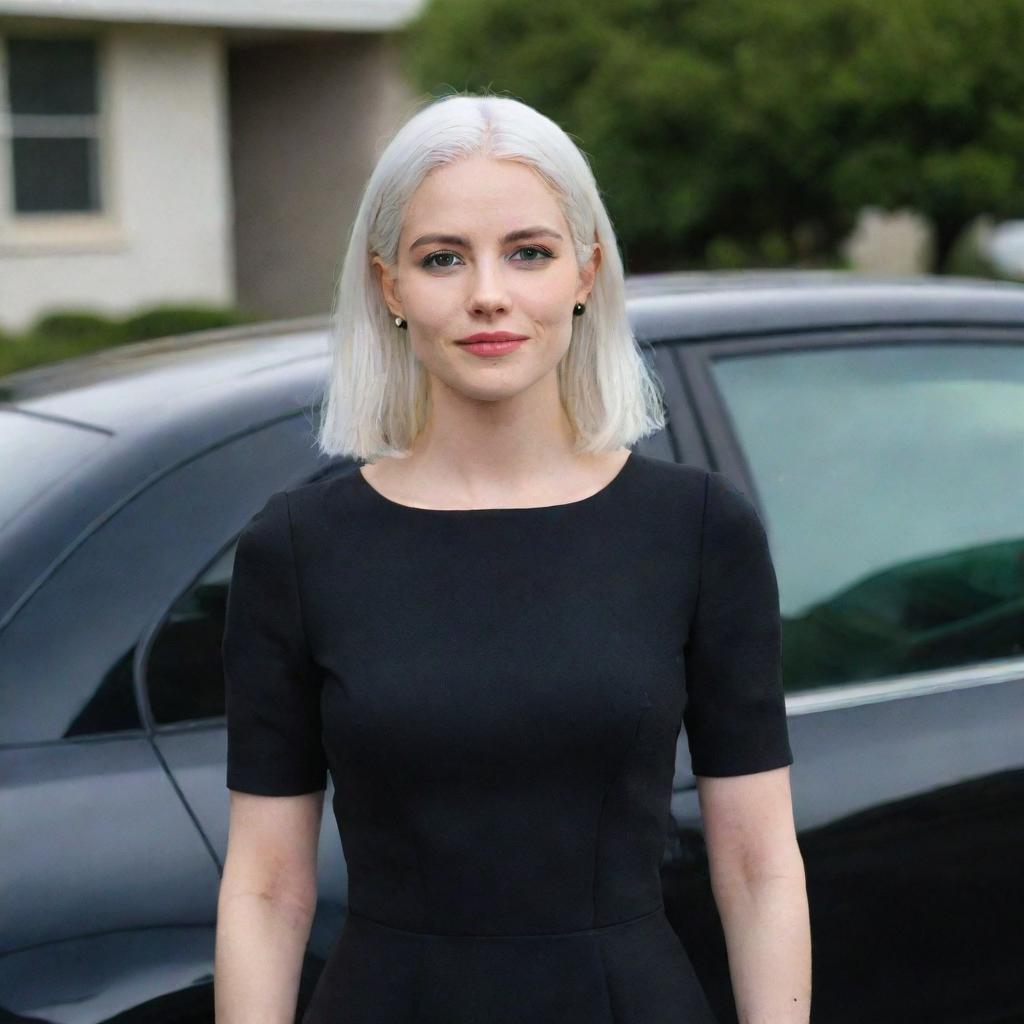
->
<box><xmin>301</xmin><ymin>903</ymin><xmax>719</xmax><ymax>1024</ymax></box>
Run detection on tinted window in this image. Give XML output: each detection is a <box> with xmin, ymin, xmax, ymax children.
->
<box><xmin>145</xmin><ymin>457</ymin><xmax>352</xmax><ymax>726</ymax></box>
<box><xmin>147</xmin><ymin>543</ymin><xmax>234</xmax><ymax>724</ymax></box>
<box><xmin>711</xmin><ymin>343</ymin><xmax>1024</xmax><ymax>691</ymax></box>
<box><xmin>0</xmin><ymin>416</ymin><xmax>331</xmax><ymax>744</ymax></box>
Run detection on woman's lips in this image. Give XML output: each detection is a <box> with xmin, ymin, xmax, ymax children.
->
<box><xmin>457</xmin><ymin>333</ymin><xmax>528</xmax><ymax>356</ymax></box>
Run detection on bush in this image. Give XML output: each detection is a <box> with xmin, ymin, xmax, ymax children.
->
<box><xmin>118</xmin><ymin>304</ymin><xmax>252</xmax><ymax>343</ymax></box>
<box><xmin>0</xmin><ymin>303</ymin><xmax>259</xmax><ymax>378</ymax></box>
<box><xmin>31</xmin><ymin>310</ymin><xmax>127</xmax><ymax>343</ymax></box>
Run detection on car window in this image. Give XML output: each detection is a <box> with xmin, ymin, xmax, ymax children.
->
<box><xmin>0</xmin><ymin>415</ymin><xmax>333</xmax><ymax>744</ymax></box>
<box><xmin>146</xmin><ymin>543</ymin><xmax>235</xmax><ymax>723</ymax></box>
<box><xmin>710</xmin><ymin>342</ymin><xmax>1024</xmax><ymax>692</ymax></box>
<box><xmin>146</xmin><ymin>458</ymin><xmax>353</xmax><ymax>726</ymax></box>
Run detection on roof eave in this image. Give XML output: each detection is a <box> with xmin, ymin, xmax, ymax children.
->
<box><xmin>0</xmin><ymin>0</ymin><xmax>425</xmax><ymax>32</ymax></box>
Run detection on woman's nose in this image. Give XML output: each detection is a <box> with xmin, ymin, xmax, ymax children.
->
<box><xmin>467</xmin><ymin>260</ymin><xmax>511</xmax><ymax>316</ymax></box>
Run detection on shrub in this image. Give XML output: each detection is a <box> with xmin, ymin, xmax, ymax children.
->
<box><xmin>30</xmin><ymin>311</ymin><xmax>128</xmax><ymax>344</ymax></box>
<box><xmin>118</xmin><ymin>304</ymin><xmax>252</xmax><ymax>343</ymax></box>
<box><xmin>0</xmin><ymin>303</ymin><xmax>259</xmax><ymax>378</ymax></box>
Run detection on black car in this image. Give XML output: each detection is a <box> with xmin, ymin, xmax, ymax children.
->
<box><xmin>1</xmin><ymin>271</ymin><xmax>1022</xmax><ymax>1024</ymax></box>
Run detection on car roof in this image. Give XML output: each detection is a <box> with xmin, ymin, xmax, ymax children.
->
<box><xmin>2</xmin><ymin>270</ymin><xmax>1023</xmax><ymax>435</ymax></box>
<box><xmin>624</xmin><ymin>269</ymin><xmax>1024</xmax><ymax>341</ymax></box>
<box><xmin>623</xmin><ymin>267</ymin><xmax>1021</xmax><ymax>294</ymax></box>
<box><xmin>0</xmin><ymin>314</ymin><xmax>331</xmax><ymax>433</ymax></box>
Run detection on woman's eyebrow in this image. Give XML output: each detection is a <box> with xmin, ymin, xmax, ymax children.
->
<box><xmin>408</xmin><ymin>226</ymin><xmax>563</xmax><ymax>251</ymax></box>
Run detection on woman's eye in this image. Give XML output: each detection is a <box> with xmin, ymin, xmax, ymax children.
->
<box><xmin>421</xmin><ymin>250</ymin><xmax>461</xmax><ymax>269</ymax></box>
<box><xmin>511</xmin><ymin>245</ymin><xmax>554</xmax><ymax>262</ymax></box>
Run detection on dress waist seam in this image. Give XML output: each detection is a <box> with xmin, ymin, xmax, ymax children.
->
<box><xmin>346</xmin><ymin>902</ymin><xmax>665</xmax><ymax>940</ymax></box>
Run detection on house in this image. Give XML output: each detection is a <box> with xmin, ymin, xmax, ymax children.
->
<box><xmin>0</xmin><ymin>0</ymin><xmax>426</xmax><ymax>334</ymax></box>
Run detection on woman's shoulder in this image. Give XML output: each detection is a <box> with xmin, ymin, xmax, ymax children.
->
<box><xmin>625</xmin><ymin>455</ymin><xmax>768</xmax><ymax>544</ymax></box>
<box><xmin>228</xmin><ymin>466</ymin><xmax>371</xmax><ymax>558</ymax></box>
<box><xmin>280</xmin><ymin>462</ymin><xmax>369</xmax><ymax>524</ymax></box>
<box><xmin>634</xmin><ymin>454</ymin><xmax>759</xmax><ymax>509</ymax></box>
<box><xmin>625</xmin><ymin>451</ymin><xmax>711</xmax><ymax>508</ymax></box>
<box><xmin>631</xmin><ymin>452</ymin><xmax>708</xmax><ymax>486</ymax></box>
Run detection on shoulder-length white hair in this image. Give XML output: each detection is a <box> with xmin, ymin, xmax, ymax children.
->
<box><xmin>315</xmin><ymin>91</ymin><xmax>666</xmax><ymax>462</ymax></box>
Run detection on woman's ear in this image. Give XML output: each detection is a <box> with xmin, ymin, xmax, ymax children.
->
<box><xmin>371</xmin><ymin>254</ymin><xmax>403</xmax><ymax>320</ymax></box>
<box><xmin>576</xmin><ymin>241</ymin><xmax>602</xmax><ymax>305</ymax></box>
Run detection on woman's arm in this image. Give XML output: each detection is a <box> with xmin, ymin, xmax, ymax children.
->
<box><xmin>697</xmin><ymin>765</ymin><xmax>811</xmax><ymax>1024</ymax></box>
<box><xmin>214</xmin><ymin>789</ymin><xmax>325</xmax><ymax>1024</ymax></box>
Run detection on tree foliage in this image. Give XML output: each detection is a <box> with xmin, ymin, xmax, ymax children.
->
<box><xmin>401</xmin><ymin>0</ymin><xmax>1024</xmax><ymax>271</ymax></box>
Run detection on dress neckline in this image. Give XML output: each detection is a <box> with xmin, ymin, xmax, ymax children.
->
<box><xmin>355</xmin><ymin>450</ymin><xmax>637</xmax><ymax>515</ymax></box>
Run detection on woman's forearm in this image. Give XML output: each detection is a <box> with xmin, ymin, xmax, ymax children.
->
<box><xmin>214</xmin><ymin>885</ymin><xmax>316</xmax><ymax>1024</ymax></box>
<box><xmin>711</xmin><ymin>860</ymin><xmax>812</xmax><ymax>1023</ymax></box>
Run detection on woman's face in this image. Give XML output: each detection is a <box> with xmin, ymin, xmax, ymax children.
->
<box><xmin>372</xmin><ymin>154</ymin><xmax>601</xmax><ymax>403</ymax></box>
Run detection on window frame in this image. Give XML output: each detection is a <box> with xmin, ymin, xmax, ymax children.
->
<box><xmin>654</xmin><ymin>340</ymin><xmax>710</xmax><ymax>466</ymax></box>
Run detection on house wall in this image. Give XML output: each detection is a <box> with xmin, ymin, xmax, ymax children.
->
<box><xmin>227</xmin><ymin>33</ymin><xmax>417</xmax><ymax>321</ymax></box>
<box><xmin>0</xmin><ymin>22</ymin><xmax>233</xmax><ymax>333</ymax></box>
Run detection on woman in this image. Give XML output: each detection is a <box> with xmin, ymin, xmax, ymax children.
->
<box><xmin>214</xmin><ymin>92</ymin><xmax>811</xmax><ymax>1023</ymax></box>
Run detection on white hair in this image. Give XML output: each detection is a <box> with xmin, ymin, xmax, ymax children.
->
<box><xmin>315</xmin><ymin>91</ymin><xmax>666</xmax><ymax>461</ymax></box>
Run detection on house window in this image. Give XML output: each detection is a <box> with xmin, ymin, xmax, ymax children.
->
<box><xmin>4</xmin><ymin>35</ymin><xmax>102</xmax><ymax>214</ymax></box>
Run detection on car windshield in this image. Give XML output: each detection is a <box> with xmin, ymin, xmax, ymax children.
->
<box><xmin>0</xmin><ymin>409</ymin><xmax>109</xmax><ymax>531</ymax></box>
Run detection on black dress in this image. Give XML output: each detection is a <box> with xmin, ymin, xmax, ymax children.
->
<box><xmin>223</xmin><ymin>451</ymin><xmax>793</xmax><ymax>1024</ymax></box>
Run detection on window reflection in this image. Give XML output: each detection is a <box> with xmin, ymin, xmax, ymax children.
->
<box><xmin>712</xmin><ymin>343</ymin><xmax>1024</xmax><ymax>691</ymax></box>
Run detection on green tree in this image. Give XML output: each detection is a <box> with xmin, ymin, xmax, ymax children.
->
<box><xmin>401</xmin><ymin>0</ymin><xmax>1024</xmax><ymax>272</ymax></box>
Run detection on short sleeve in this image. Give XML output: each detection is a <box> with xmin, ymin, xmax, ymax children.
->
<box><xmin>223</xmin><ymin>490</ymin><xmax>328</xmax><ymax>795</ymax></box>
<box><xmin>682</xmin><ymin>470</ymin><xmax>794</xmax><ymax>777</ymax></box>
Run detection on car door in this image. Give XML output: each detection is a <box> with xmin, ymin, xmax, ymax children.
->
<box><xmin>663</xmin><ymin>328</ymin><xmax>1024</xmax><ymax>1024</ymax></box>
<box><xmin>0</xmin><ymin>410</ymin><xmax>337</xmax><ymax>1022</ymax></box>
